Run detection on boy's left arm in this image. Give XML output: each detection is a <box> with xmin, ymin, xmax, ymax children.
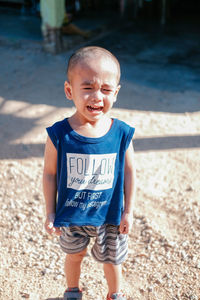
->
<box><xmin>119</xmin><ymin>141</ymin><xmax>136</xmax><ymax>234</ymax></box>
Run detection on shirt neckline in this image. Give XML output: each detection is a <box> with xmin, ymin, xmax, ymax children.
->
<box><xmin>64</xmin><ymin>118</ymin><xmax>117</xmax><ymax>143</ymax></box>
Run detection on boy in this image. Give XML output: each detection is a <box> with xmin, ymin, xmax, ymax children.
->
<box><xmin>43</xmin><ymin>46</ymin><xmax>136</xmax><ymax>300</ymax></box>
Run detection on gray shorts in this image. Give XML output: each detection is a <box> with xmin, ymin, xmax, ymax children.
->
<box><xmin>59</xmin><ymin>224</ymin><xmax>128</xmax><ymax>265</ymax></box>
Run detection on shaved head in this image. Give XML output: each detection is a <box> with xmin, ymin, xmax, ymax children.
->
<box><xmin>67</xmin><ymin>46</ymin><xmax>121</xmax><ymax>84</ymax></box>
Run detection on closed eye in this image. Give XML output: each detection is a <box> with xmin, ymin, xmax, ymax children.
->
<box><xmin>102</xmin><ymin>88</ymin><xmax>113</xmax><ymax>93</ymax></box>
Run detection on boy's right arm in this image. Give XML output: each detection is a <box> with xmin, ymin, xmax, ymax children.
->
<box><xmin>43</xmin><ymin>136</ymin><xmax>61</xmax><ymax>236</ymax></box>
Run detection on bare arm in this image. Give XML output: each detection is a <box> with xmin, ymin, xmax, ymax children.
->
<box><xmin>43</xmin><ymin>136</ymin><xmax>61</xmax><ymax>235</ymax></box>
<box><xmin>119</xmin><ymin>141</ymin><xmax>136</xmax><ymax>234</ymax></box>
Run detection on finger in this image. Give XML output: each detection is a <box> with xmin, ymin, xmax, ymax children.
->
<box><xmin>123</xmin><ymin>225</ymin><xmax>128</xmax><ymax>234</ymax></box>
<box><xmin>45</xmin><ymin>223</ymin><xmax>55</xmax><ymax>235</ymax></box>
<box><xmin>55</xmin><ymin>227</ymin><xmax>62</xmax><ymax>236</ymax></box>
<box><xmin>122</xmin><ymin>224</ymin><xmax>129</xmax><ymax>234</ymax></box>
<box><xmin>47</xmin><ymin>224</ymin><xmax>61</xmax><ymax>236</ymax></box>
<box><xmin>119</xmin><ymin>223</ymin><xmax>126</xmax><ymax>234</ymax></box>
<box><xmin>48</xmin><ymin>222</ymin><xmax>54</xmax><ymax>229</ymax></box>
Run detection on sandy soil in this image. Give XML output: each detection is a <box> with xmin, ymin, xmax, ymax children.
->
<box><xmin>0</xmin><ymin>21</ymin><xmax>200</xmax><ymax>300</ymax></box>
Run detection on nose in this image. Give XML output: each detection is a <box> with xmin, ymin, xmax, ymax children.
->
<box><xmin>92</xmin><ymin>89</ymin><xmax>103</xmax><ymax>102</ymax></box>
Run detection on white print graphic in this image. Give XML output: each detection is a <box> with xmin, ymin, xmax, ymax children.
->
<box><xmin>64</xmin><ymin>191</ymin><xmax>105</xmax><ymax>211</ymax></box>
<box><xmin>66</xmin><ymin>153</ymin><xmax>117</xmax><ymax>190</ymax></box>
<box><xmin>65</xmin><ymin>198</ymin><xmax>107</xmax><ymax>211</ymax></box>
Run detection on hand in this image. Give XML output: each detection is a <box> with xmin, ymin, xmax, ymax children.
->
<box><xmin>119</xmin><ymin>212</ymin><xmax>133</xmax><ymax>234</ymax></box>
<box><xmin>44</xmin><ymin>213</ymin><xmax>61</xmax><ymax>236</ymax></box>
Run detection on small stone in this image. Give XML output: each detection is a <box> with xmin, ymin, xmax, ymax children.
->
<box><xmin>166</xmin><ymin>240</ymin><xmax>176</xmax><ymax>248</ymax></box>
<box><xmin>182</xmin><ymin>240</ymin><xmax>189</xmax><ymax>248</ymax></box>
<box><xmin>186</xmin><ymin>185</ymin><xmax>193</xmax><ymax>192</ymax></box>
<box><xmin>54</xmin><ymin>274</ymin><xmax>63</xmax><ymax>280</ymax></box>
<box><xmin>148</xmin><ymin>286</ymin><xmax>153</xmax><ymax>292</ymax></box>
<box><xmin>16</xmin><ymin>213</ymin><xmax>26</xmax><ymax>221</ymax></box>
<box><xmin>41</xmin><ymin>268</ymin><xmax>51</xmax><ymax>275</ymax></box>
<box><xmin>139</xmin><ymin>288</ymin><xmax>145</xmax><ymax>295</ymax></box>
<box><xmin>196</xmin><ymin>262</ymin><xmax>200</xmax><ymax>269</ymax></box>
<box><xmin>155</xmin><ymin>278</ymin><xmax>163</xmax><ymax>285</ymax></box>
<box><xmin>181</xmin><ymin>250</ymin><xmax>188</xmax><ymax>260</ymax></box>
<box><xmin>20</xmin><ymin>293</ymin><xmax>30</xmax><ymax>299</ymax></box>
<box><xmin>189</xmin><ymin>295</ymin><xmax>198</xmax><ymax>300</ymax></box>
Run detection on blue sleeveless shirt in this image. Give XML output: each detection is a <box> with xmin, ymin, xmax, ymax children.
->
<box><xmin>47</xmin><ymin>118</ymin><xmax>135</xmax><ymax>227</ymax></box>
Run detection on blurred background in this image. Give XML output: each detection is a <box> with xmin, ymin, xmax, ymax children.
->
<box><xmin>0</xmin><ymin>0</ymin><xmax>200</xmax><ymax>53</ymax></box>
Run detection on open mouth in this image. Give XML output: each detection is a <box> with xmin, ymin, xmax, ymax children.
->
<box><xmin>87</xmin><ymin>105</ymin><xmax>103</xmax><ymax>112</ymax></box>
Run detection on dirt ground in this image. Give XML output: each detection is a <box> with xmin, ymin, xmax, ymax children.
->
<box><xmin>0</xmin><ymin>19</ymin><xmax>200</xmax><ymax>300</ymax></box>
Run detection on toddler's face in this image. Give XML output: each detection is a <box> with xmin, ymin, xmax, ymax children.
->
<box><xmin>65</xmin><ymin>56</ymin><xmax>120</xmax><ymax>123</ymax></box>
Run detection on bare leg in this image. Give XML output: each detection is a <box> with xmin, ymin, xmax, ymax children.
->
<box><xmin>64</xmin><ymin>248</ymin><xmax>87</xmax><ymax>288</ymax></box>
<box><xmin>103</xmin><ymin>263</ymin><xmax>122</xmax><ymax>297</ymax></box>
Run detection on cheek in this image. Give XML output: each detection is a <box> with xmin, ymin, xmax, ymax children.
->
<box><xmin>73</xmin><ymin>90</ymin><xmax>87</xmax><ymax>101</ymax></box>
<box><xmin>79</xmin><ymin>90</ymin><xmax>90</xmax><ymax>99</ymax></box>
<box><xmin>106</xmin><ymin>95</ymin><xmax>117</xmax><ymax>106</ymax></box>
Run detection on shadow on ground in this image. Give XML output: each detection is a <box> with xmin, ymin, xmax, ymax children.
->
<box><xmin>0</xmin><ymin>14</ymin><xmax>200</xmax><ymax>159</ymax></box>
<box><xmin>1</xmin><ymin>135</ymin><xmax>199</xmax><ymax>159</ymax></box>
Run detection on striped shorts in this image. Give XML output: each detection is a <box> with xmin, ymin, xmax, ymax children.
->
<box><xmin>59</xmin><ymin>225</ymin><xmax>128</xmax><ymax>265</ymax></box>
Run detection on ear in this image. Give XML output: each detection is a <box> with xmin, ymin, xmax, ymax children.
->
<box><xmin>64</xmin><ymin>81</ymin><xmax>73</xmax><ymax>100</ymax></box>
<box><xmin>113</xmin><ymin>84</ymin><xmax>121</xmax><ymax>102</ymax></box>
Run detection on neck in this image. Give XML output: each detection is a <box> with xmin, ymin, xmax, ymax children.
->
<box><xmin>68</xmin><ymin>115</ymin><xmax>113</xmax><ymax>138</ymax></box>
